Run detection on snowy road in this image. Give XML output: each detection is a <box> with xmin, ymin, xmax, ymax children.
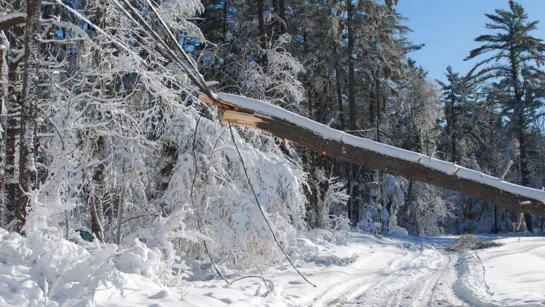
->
<box><xmin>301</xmin><ymin>235</ymin><xmax>545</xmax><ymax>307</ymax></box>
<box><xmin>337</xmin><ymin>249</ymin><xmax>463</xmax><ymax>306</ymax></box>
<box><xmin>94</xmin><ymin>233</ymin><xmax>545</xmax><ymax>307</ymax></box>
<box><xmin>307</xmin><ymin>244</ymin><xmax>465</xmax><ymax>307</ymax></box>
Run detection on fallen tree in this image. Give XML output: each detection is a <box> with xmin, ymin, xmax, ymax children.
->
<box><xmin>199</xmin><ymin>92</ymin><xmax>545</xmax><ymax>217</ymax></box>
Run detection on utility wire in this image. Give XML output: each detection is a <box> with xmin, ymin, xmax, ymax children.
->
<box><xmin>190</xmin><ymin>104</ymin><xmax>230</xmax><ymax>284</ymax></box>
<box><xmin>228</xmin><ymin>123</ymin><xmax>316</xmax><ymax>287</ymax></box>
<box><xmin>69</xmin><ymin>0</ymin><xmax>316</xmax><ymax>287</ymax></box>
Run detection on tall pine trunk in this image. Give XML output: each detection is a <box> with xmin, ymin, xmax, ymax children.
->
<box><xmin>450</xmin><ymin>92</ymin><xmax>457</xmax><ymax>163</ymax></box>
<box><xmin>346</xmin><ymin>0</ymin><xmax>358</xmax><ymax>225</ymax></box>
<box><xmin>518</xmin><ymin>112</ymin><xmax>532</xmax><ymax>231</ymax></box>
<box><xmin>375</xmin><ymin>76</ymin><xmax>383</xmax><ymax>233</ymax></box>
<box><xmin>510</xmin><ymin>47</ymin><xmax>532</xmax><ymax>232</ymax></box>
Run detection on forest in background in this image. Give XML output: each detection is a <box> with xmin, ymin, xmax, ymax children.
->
<box><xmin>193</xmin><ymin>0</ymin><xmax>545</xmax><ymax>235</ymax></box>
<box><xmin>1</xmin><ymin>0</ymin><xmax>545</xmax><ymax>296</ymax></box>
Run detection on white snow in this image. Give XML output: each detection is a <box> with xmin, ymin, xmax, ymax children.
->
<box><xmin>94</xmin><ymin>233</ymin><xmax>545</xmax><ymax>307</ymax></box>
<box><xmin>217</xmin><ymin>93</ymin><xmax>545</xmax><ymax>206</ymax></box>
<box><xmin>456</xmin><ymin>236</ymin><xmax>545</xmax><ymax>306</ymax></box>
<box><xmin>2</xmin><ymin>229</ymin><xmax>544</xmax><ymax>307</ymax></box>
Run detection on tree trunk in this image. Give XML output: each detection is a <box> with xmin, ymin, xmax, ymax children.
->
<box><xmin>278</xmin><ymin>0</ymin><xmax>286</xmax><ymax>34</ymax></box>
<box><xmin>211</xmin><ymin>92</ymin><xmax>545</xmax><ymax>217</ymax></box>
<box><xmin>0</xmin><ymin>31</ymin><xmax>6</xmax><ymax>226</ymax></box>
<box><xmin>16</xmin><ymin>0</ymin><xmax>42</xmax><ymax>232</ymax></box>
<box><xmin>91</xmin><ymin>136</ymin><xmax>106</xmax><ymax>241</ymax></box>
<box><xmin>116</xmin><ymin>179</ymin><xmax>125</xmax><ymax>244</ymax></box>
<box><xmin>88</xmin><ymin>0</ymin><xmax>112</xmax><ymax>242</ymax></box>
<box><xmin>257</xmin><ymin>0</ymin><xmax>268</xmax><ymax>70</ymax></box>
<box><xmin>450</xmin><ymin>94</ymin><xmax>457</xmax><ymax>163</ymax></box>
<box><xmin>5</xmin><ymin>38</ymin><xmax>21</xmax><ymax>228</ymax></box>
<box><xmin>222</xmin><ymin>0</ymin><xmax>229</xmax><ymax>42</ymax></box>
<box><xmin>335</xmin><ymin>66</ymin><xmax>344</xmax><ymax>131</ymax></box>
<box><xmin>375</xmin><ymin>76</ymin><xmax>383</xmax><ymax>231</ymax></box>
<box><xmin>509</xmin><ymin>47</ymin><xmax>532</xmax><ymax>231</ymax></box>
<box><xmin>519</xmin><ymin>118</ymin><xmax>532</xmax><ymax>231</ymax></box>
<box><xmin>494</xmin><ymin>205</ymin><xmax>498</xmax><ymax>233</ymax></box>
<box><xmin>346</xmin><ymin>0</ymin><xmax>358</xmax><ymax>224</ymax></box>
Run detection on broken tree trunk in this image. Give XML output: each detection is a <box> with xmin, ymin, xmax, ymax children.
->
<box><xmin>201</xmin><ymin>92</ymin><xmax>545</xmax><ymax>217</ymax></box>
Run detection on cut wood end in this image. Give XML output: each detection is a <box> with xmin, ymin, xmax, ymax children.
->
<box><xmin>197</xmin><ymin>93</ymin><xmax>214</xmax><ymax>105</ymax></box>
<box><xmin>196</xmin><ymin>92</ymin><xmax>238</xmax><ymax>111</ymax></box>
<box><xmin>224</xmin><ymin>110</ymin><xmax>265</xmax><ymax>127</ymax></box>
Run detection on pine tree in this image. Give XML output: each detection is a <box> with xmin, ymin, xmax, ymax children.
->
<box><xmin>465</xmin><ymin>0</ymin><xmax>545</xmax><ymax>232</ymax></box>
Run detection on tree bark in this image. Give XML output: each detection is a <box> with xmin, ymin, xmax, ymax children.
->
<box><xmin>346</xmin><ymin>0</ymin><xmax>358</xmax><ymax>224</ymax></box>
<box><xmin>335</xmin><ymin>66</ymin><xmax>344</xmax><ymax>131</ymax></box>
<box><xmin>89</xmin><ymin>1</ymin><xmax>109</xmax><ymax>241</ymax></box>
<box><xmin>375</xmin><ymin>76</ymin><xmax>383</xmax><ymax>230</ymax></box>
<box><xmin>257</xmin><ymin>0</ymin><xmax>268</xmax><ymax>70</ymax></box>
<box><xmin>0</xmin><ymin>31</ymin><xmax>6</xmax><ymax>227</ymax></box>
<box><xmin>5</xmin><ymin>37</ymin><xmax>21</xmax><ymax>228</ymax></box>
<box><xmin>222</xmin><ymin>0</ymin><xmax>229</xmax><ymax>42</ymax></box>
<box><xmin>211</xmin><ymin>92</ymin><xmax>545</xmax><ymax>217</ymax></box>
<box><xmin>509</xmin><ymin>45</ymin><xmax>533</xmax><ymax>231</ymax></box>
<box><xmin>450</xmin><ymin>91</ymin><xmax>457</xmax><ymax>163</ymax></box>
<box><xmin>278</xmin><ymin>0</ymin><xmax>286</xmax><ymax>34</ymax></box>
<box><xmin>519</xmin><ymin>118</ymin><xmax>532</xmax><ymax>231</ymax></box>
<box><xmin>16</xmin><ymin>0</ymin><xmax>42</xmax><ymax>232</ymax></box>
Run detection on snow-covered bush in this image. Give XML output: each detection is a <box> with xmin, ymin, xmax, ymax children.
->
<box><xmin>403</xmin><ymin>183</ymin><xmax>454</xmax><ymax>237</ymax></box>
<box><xmin>306</xmin><ymin>168</ymin><xmax>350</xmax><ymax>231</ymax></box>
<box><xmin>0</xmin><ymin>0</ymin><xmax>316</xmax><ymax>296</ymax></box>
<box><xmin>152</xmin><ymin>108</ymin><xmax>308</xmax><ymax>270</ymax></box>
<box><xmin>0</xmin><ymin>229</ymin><xmax>120</xmax><ymax>307</ymax></box>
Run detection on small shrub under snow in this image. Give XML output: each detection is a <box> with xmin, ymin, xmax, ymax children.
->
<box><xmin>447</xmin><ymin>235</ymin><xmax>503</xmax><ymax>252</ymax></box>
<box><xmin>310</xmin><ymin>254</ymin><xmax>359</xmax><ymax>267</ymax></box>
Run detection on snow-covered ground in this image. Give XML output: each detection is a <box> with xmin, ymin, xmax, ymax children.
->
<box><xmin>93</xmin><ymin>233</ymin><xmax>545</xmax><ymax>307</ymax></box>
<box><xmin>2</xmin><ymin>230</ymin><xmax>544</xmax><ymax>307</ymax></box>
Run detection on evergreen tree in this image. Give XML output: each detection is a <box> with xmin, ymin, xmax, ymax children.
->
<box><xmin>465</xmin><ymin>0</ymin><xmax>545</xmax><ymax>232</ymax></box>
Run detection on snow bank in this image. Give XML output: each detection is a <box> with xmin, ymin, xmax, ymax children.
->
<box><xmin>0</xmin><ymin>229</ymin><xmax>187</xmax><ymax>306</ymax></box>
<box><xmin>0</xmin><ymin>229</ymin><xmax>119</xmax><ymax>307</ymax></box>
<box><xmin>5</xmin><ymin>230</ymin><xmax>545</xmax><ymax>307</ymax></box>
<box><xmin>455</xmin><ymin>236</ymin><xmax>545</xmax><ymax>306</ymax></box>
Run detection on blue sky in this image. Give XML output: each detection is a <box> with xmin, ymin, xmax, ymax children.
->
<box><xmin>397</xmin><ymin>0</ymin><xmax>545</xmax><ymax>83</ymax></box>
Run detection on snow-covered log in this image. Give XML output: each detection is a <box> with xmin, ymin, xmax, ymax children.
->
<box><xmin>205</xmin><ymin>92</ymin><xmax>545</xmax><ymax>217</ymax></box>
<box><xmin>0</xmin><ymin>13</ymin><xmax>27</xmax><ymax>30</ymax></box>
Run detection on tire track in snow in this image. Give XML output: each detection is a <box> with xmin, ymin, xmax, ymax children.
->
<box><xmin>350</xmin><ymin>247</ymin><xmax>441</xmax><ymax>307</ymax></box>
<box><xmin>304</xmin><ymin>247</ymin><xmax>420</xmax><ymax>307</ymax></box>
<box><xmin>335</xmin><ymin>247</ymin><xmax>466</xmax><ymax>307</ymax></box>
